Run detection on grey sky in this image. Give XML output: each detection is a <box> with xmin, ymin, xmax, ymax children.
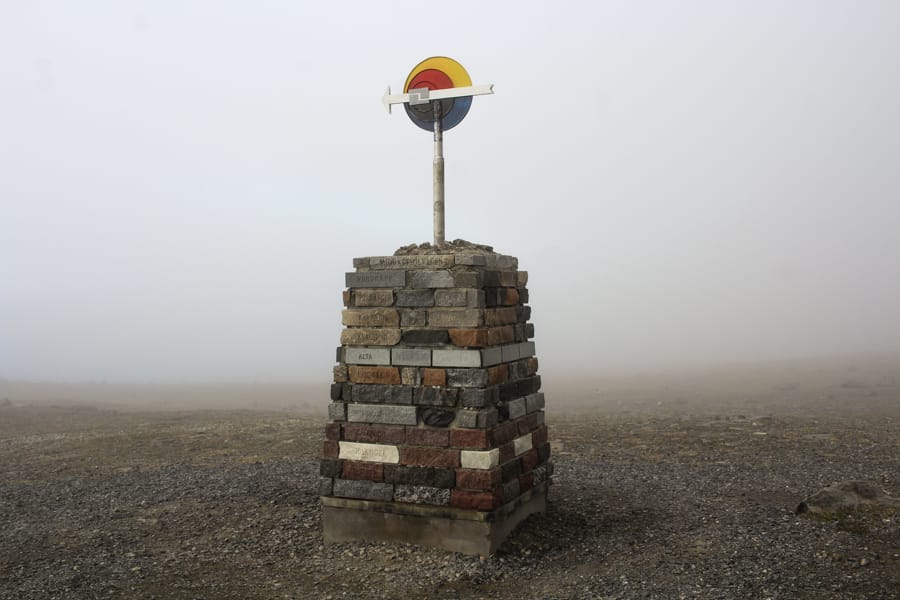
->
<box><xmin>2</xmin><ymin>1</ymin><xmax>899</xmax><ymax>382</ymax></box>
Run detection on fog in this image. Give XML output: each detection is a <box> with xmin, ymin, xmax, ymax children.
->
<box><xmin>2</xmin><ymin>1</ymin><xmax>899</xmax><ymax>383</ymax></box>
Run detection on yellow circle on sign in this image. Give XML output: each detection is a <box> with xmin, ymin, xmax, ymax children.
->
<box><xmin>403</xmin><ymin>56</ymin><xmax>472</xmax><ymax>92</ymax></box>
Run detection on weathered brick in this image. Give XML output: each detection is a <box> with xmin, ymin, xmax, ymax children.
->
<box><xmin>508</xmin><ymin>397</ymin><xmax>527</xmax><ymax>420</ymax></box>
<box><xmin>525</xmin><ymin>392</ymin><xmax>545</xmax><ymax>413</ymax></box>
<box><xmin>369</xmin><ymin>255</ymin><xmax>454</xmax><ymax>269</ymax></box>
<box><xmin>519</xmin><ymin>472</ymin><xmax>535</xmax><ymax>493</ymax></box>
<box><xmin>517</xmin><ymin>305</ymin><xmax>532</xmax><ymax>322</ymax></box>
<box><xmin>526</xmin><ymin>356</ymin><xmax>539</xmax><ymax>376</ymax></box>
<box><xmin>422</xmin><ymin>368</ymin><xmax>446</xmax><ymax>387</ymax></box>
<box><xmin>420</xmin><ymin>407</ymin><xmax>455</xmax><ymax>427</ymax></box>
<box><xmin>405</xmin><ymin>427</ymin><xmax>450</xmax><ymax>447</ymax></box>
<box><xmin>460</xmin><ymin>448</ymin><xmax>500</xmax><ymax>470</ymax></box>
<box><xmin>518</xmin><ymin>288</ymin><xmax>530</xmax><ymax>304</ymax></box>
<box><xmin>532</xmin><ymin>425</ymin><xmax>549</xmax><ymax>446</ymax></box>
<box><xmin>348</xmin><ymin>365</ymin><xmax>401</xmax><ymax>385</ymax></box>
<box><xmin>319</xmin><ymin>458</ymin><xmax>341</xmax><ymax>478</ymax></box>
<box><xmin>485</xmin><ymin>307</ymin><xmax>518</xmax><ymax>326</ymax></box>
<box><xmin>524</xmin><ymin>322</ymin><xmax>535</xmax><ymax>339</ymax></box>
<box><xmin>342</xmin><ymin>290</ymin><xmax>351</xmax><ymax>307</ymax></box>
<box><xmin>452</xmin><ymin>271</ymin><xmax>483</xmax><ymax>288</ymax></box>
<box><xmin>328</xmin><ymin>402</ymin><xmax>347</xmax><ymax>422</ymax></box>
<box><xmin>411</xmin><ymin>386</ymin><xmax>458</xmax><ymax>407</ymax></box>
<box><xmin>396</xmin><ymin>289</ymin><xmax>435</xmax><ymax>307</ymax></box>
<box><xmin>434</xmin><ymin>288</ymin><xmax>468</xmax><ymax>307</ymax></box>
<box><xmin>448</xmin><ymin>328</ymin><xmax>488</xmax><ymax>347</ymax></box>
<box><xmin>500</xmin><ymin>344</ymin><xmax>520</xmax><ymax>363</ymax></box>
<box><xmin>513</xmin><ymin>324</ymin><xmax>526</xmax><ymax>342</ymax></box>
<box><xmin>459</xmin><ymin>386</ymin><xmax>499</xmax><ymax>409</ymax></box>
<box><xmin>409</xmin><ymin>270</ymin><xmax>455</xmax><ymax>288</ymax></box>
<box><xmin>456</xmin><ymin>467</ymin><xmax>502</xmax><ymax>490</ymax></box>
<box><xmin>340</xmin><ymin>328</ymin><xmax>401</xmax><ymax>346</ymax></box>
<box><xmin>330</xmin><ymin>383</ymin><xmax>343</xmax><ymax>401</ymax></box>
<box><xmin>484</xmin><ymin>254</ymin><xmax>517</xmax><ymax>270</ymax></box>
<box><xmin>432</xmin><ymin>349</ymin><xmax>482</xmax><ymax>368</ymax></box>
<box><xmin>338</xmin><ymin>441</ymin><xmax>401</xmax><ymax>463</ymax></box>
<box><xmin>499</xmin><ymin>442</ymin><xmax>516</xmax><ymax>464</ymax></box>
<box><xmin>332</xmin><ymin>479</ymin><xmax>394</xmax><ymax>501</ymax></box>
<box><xmin>345</xmin><ymin>271</ymin><xmax>405</xmax><ymax>289</ymax></box>
<box><xmin>347</xmin><ymin>404</ymin><xmax>417</xmax><ymax>426</ymax></box>
<box><xmin>391</xmin><ymin>348</ymin><xmax>432</xmax><ymax>366</ymax></box>
<box><xmin>342</xmin><ymin>424</ymin><xmax>406</xmax><ymax>445</ymax></box>
<box><xmin>493</xmin><ymin>421</ymin><xmax>518</xmax><ymax>446</ymax></box>
<box><xmin>347</xmin><ymin>383</ymin><xmax>411</xmax><ymax>405</ymax></box>
<box><xmin>333</xmin><ymin>364</ymin><xmax>348</xmax><ymax>383</ymax></box>
<box><xmin>517</xmin><ymin>413</ymin><xmax>539</xmax><ymax>435</ymax></box>
<box><xmin>400</xmin><ymin>367</ymin><xmax>422</xmax><ymax>386</ymax></box>
<box><xmin>516</xmin><ymin>271</ymin><xmax>528</xmax><ymax>286</ymax></box>
<box><xmin>453</xmin><ymin>254</ymin><xmax>487</xmax><ymax>266</ymax></box>
<box><xmin>342</xmin><ymin>460</ymin><xmax>384</xmax><ymax>481</ymax></box>
<box><xmin>467</xmin><ymin>289</ymin><xmax>486</xmax><ymax>308</ymax></box>
<box><xmin>343</xmin><ymin>347</ymin><xmax>392</xmax><ymax>365</ymax></box>
<box><xmin>341</xmin><ymin>308</ymin><xmax>400</xmax><ymax>327</ymax></box>
<box><xmin>400</xmin><ymin>309</ymin><xmax>427</xmax><ymax>327</ymax></box>
<box><xmin>487</xmin><ymin>364</ymin><xmax>509</xmax><ymax>386</ymax></box>
<box><xmin>399</xmin><ymin>446</ymin><xmax>460</xmax><ymax>468</ymax></box>
<box><xmin>446</xmin><ymin>368</ymin><xmax>489</xmax><ymax>388</ymax></box>
<box><xmin>428</xmin><ymin>309</ymin><xmax>483</xmax><ymax>328</ymax></box>
<box><xmin>499</xmin><ymin>375</ymin><xmax>541</xmax><ymax>401</ymax></box>
<box><xmin>535</xmin><ymin>411</ymin><xmax>545</xmax><ymax>427</ymax></box>
<box><xmin>393</xmin><ymin>484</ymin><xmax>450</xmax><ymax>505</ymax></box>
<box><xmin>455</xmin><ymin>407</ymin><xmax>498</xmax><ymax>429</ymax></box>
<box><xmin>537</xmin><ymin>441</ymin><xmax>551</xmax><ymax>463</ymax></box>
<box><xmin>353</xmin><ymin>288</ymin><xmax>395</xmax><ymax>307</ymax></box>
<box><xmin>480</xmin><ymin>347</ymin><xmax>503</xmax><ymax>366</ymax></box>
<box><xmin>502</xmin><ymin>478</ymin><xmax>521</xmax><ymax>502</ymax></box>
<box><xmin>521</xmin><ymin>448</ymin><xmax>539</xmax><ymax>473</ymax></box>
<box><xmin>318</xmin><ymin>477</ymin><xmax>333</xmax><ymax>496</ymax></box>
<box><xmin>401</xmin><ymin>328</ymin><xmax>449</xmax><ymax>345</ymax></box>
<box><xmin>383</xmin><ymin>465</ymin><xmax>455</xmax><ymax>488</ymax></box>
<box><xmin>450</xmin><ymin>489</ymin><xmax>501</xmax><ymax>511</ymax></box>
<box><xmin>322</xmin><ymin>440</ymin><xmax>339</xmax><ymax>458</ymax></box>
<box><xmin>324</xmin><ymin>422</ymin><xmax>341</xmax><ymax>441</ymax></box>
<box><xmin>352</xmin><ymin>257</ymin><xmax>370</xmax><ymax>269</ymax></box>
<box><xmin>450</xmin><ymin>428</ymin><xmax>492</xmax><ymax>449</ymax></box>
<box><xmin>513</xmin><ymin>433</ymin><xmax>533</xmax><ymax>456</ymax></box>
<box><xmin>487</xmin><ymin>326</ymin><xmax>515</xmax><ymax>346</ymax></box>
<box><xmin>501</xmin><ymin>458</ymin><xmax>522</xmax><ymax>482</ymax></box>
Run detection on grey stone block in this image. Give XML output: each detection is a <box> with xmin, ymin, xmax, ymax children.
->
<box><xmin>501</xmin><ymin>344</ymin><xmax>520</xmax><ymax>363</ymax></box>
<box><xmin>517</xmin><ymin>306</ymin><xmax>532</xmax><ymax>322</ymax></box>
<box><xmin>330</xmin><ymin>383</ymin><xmax>343</xmax><ymax>401</ymax></box>
<box><xmin>502</xmin><ymin>479</ymin><xmax>521</xmax><ymax>502</ymax></box>
<box><xmin>396</xmin><ymin>289</ymin><xmax>435</xmax><ymax>307</ymax></box>
<box><xmin>535</xmin><ymin>411</ymin><xmax>545</xmax><ymax>427</ymax></box>
<box><xmin>508</xmin><ymin>359</ymin><xmax>530</xmax><ymax>381</ymax></box>
<box><xmin>460</xmin><ymin>386</ymin><xmax>500</xmax><ymax>408</ymax></box>
<box><xmin>480</xmin><ymin>347</ymin><xmax>503</xmax><ymax>366</ymax></box>
<box><xmin>434</xmin><ymin>288</ymin><xmax>468</xmax><ymax>307</ymax></box>
<box><xmin>518</xmin><ymin>288</ymin><xmax>529</xmax><ymax>303</ymax></box>
<box><xmin>479</xmin><ymin>408</ymin><xmax>499</xmax><ymax>428</ymax></box>
<box><xmin>352</xmin><ymin>257</ymin><xmax>370</xmax><ymax>269</ymax></box>
<box><xmin>508</xmin><ymin>397</ymin><xmax>527</xmax><ymax>420</ymax></box>
<box><xmin>499</xmin><ymin>375</ymin><xmax>541</xmax><ymax>401</ymax></box>
<box><xmin>392</xmin><ymin>347</ymin><xmax>432</xmax><ymax>366</ymax></box>
<box><xmin>453</xmin><ymin>254</ymin><xmax>487</xmax><ymax>266</ymax></box>
<box><xmin>328</xmin><ymin>402</ymin><xmax>347</xmax><ymax>422</ymax></box>
<box><xmin>401</xmin><ymin>329</ymin><xmax>449</xmax><ymax>346</ymax></box>
<box><xmin>383</xmin><ymin>465</ymin><xmax>455</xmax><ymax>488</ymax></box>
<box><xmin>320</xmin><ymin>458</ymin><xmax>341</xmax><ymax>478</ymax></box>
<box><xmin>400</xmin><ymin>309</ymin><xmax>427</xmax><ymax>327</ymax></box>
<box><xmin>525</xmin><ymin>392</ymin><xmax>545</xmax><ymax>414</ymax></box>
<box><xmin>447</xmin><ymin>368</ymin><xmax>489</xmax><ymax>388</ymax></box>
<box><xmin>483</xmin><ymin>254</ymin><xmax>518</xmax><ymax>270</ymax></box>
<box><xmin>393</xmin><ymin>484</ymin><xmax>451</xmax><ymax>506</ymax></box>
<box><xmin>432</xmin><ymin>349</ymin><xmax>482</xmax><ymax>368</ymax></box>
<box><xmin>332</xmin><ymin>479</ymin><xmax>394</xmax><ymax>502</ymax></box>
<box><xmin>411</xmin><ymin>386</ymin><xmax>459</xmax><ymax>407</ymax></box>
<box><xmin>428</xmin><ymin>309</ymin><xmax>482</xmax><ymax>328</ymax></box>
<box><xmin>455</xmin><ymin>408</ymin><xmax>499</xmax><ymax>429</ymax></box>
<box><xmin>410</xmin><ymin>270</ymin><xmax>455</xmax><ymax>288</ymax></box>
<box><xmin>345</xmin><ymin>270</ymin><xmax>405</xmax><ymax>289</ymax></box>
<box><xmin>452</xmin><ymin>271</ymin><xmax>483</xmax><ymax>288</ymax></box>
<box><xmin>343</xmin><ymin>347</ymin><xmax>391</xmax><ymax>365</ymax></box>
<box><xmin>516</xmin><ymin>271</ymin><xmax>528</xmax><ymax>286</ymax></box>
<box><xmin>518</xmin><ymin>341</ymin><xmax>536</xmax><ymax>358</ymax></box>
<box><xmin>349</xmin><ymin>384</ymin><xmax>413</xmax><ymax>405</ymax></box>
<box><xmin>420</xmin><ymin>407</ymin><xmax>455</xmax><ymax>427</ymax></box>
<box><xmin>369</xmin><ymin>255</ymin><xmax>454</xmax><ymax>269</ymax></box>
<box><xmin>524</xmin><ymin>323</ymin><xmax>535</xmax><ymax>339</ymax></box>
<box><xmin>319</xmin><ymin>477</ymin><xmax>334</xmax><ymax>496</ymax></box>
<box><xmin>336</xmin><ymin>346</ymin><xmax>342</xmax><ymax>363</ymax></box>
<box><xmin>467</xmin><ymin>289</ymin><xmax>486</xmax><ymax>308</ymax></box>
<box><xmin>347</xmin><ymin>404</ymin><xmax>417</xmax><ymax>425</ymax></box>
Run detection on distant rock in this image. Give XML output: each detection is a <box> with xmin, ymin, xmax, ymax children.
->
<box><xmin>796</xmin><ymin>480</ymin><xmax>900</xmax><ymax>515</ymax></box>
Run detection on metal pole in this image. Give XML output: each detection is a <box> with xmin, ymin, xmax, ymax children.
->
<box><xmin>433</xmin><ymin>101</ymin><xmax>445</xmax><ymax>248</ymax></box>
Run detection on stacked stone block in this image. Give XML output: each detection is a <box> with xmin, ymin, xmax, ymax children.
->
<box><xmin>320</xmin><ymin>251</ymin><xmax>552</xmax><ymax>555</ymax></box>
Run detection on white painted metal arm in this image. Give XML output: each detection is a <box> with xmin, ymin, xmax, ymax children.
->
<box><xmin>382</xmin><ymin>84</ymin><xmax>494</xmax><ymax>113</ymax></box>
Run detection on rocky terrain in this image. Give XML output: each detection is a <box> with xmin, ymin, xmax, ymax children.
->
<box><xmin>1</xmin><ymin>360</ymin><xmax>898</xmax><ymax>599</ymax></box>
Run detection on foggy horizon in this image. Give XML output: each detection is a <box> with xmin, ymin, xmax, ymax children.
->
<box><xmin>3</xmin><ymin>2</ymin><xmax>900</xmax><ymax>384</ymax></box>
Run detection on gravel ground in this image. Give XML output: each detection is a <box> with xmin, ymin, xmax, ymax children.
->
<box><xmin>0</xmin><ymin>403</ymin><xmax>897</xmax><ymax>599</ymax></box>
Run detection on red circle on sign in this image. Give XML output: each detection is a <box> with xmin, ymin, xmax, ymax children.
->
<box><xmin>407</xmin><ymin>69</ymin><xmax>453</xmax><ymax>91</ymax></box>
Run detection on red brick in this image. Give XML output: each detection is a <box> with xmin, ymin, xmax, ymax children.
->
<box><xmin>451</xmin><ymin>489</ymin><xmax>502</xmax><ymax>511</ymax></box>
<box><xmin>493</xmin><ymin>421</ymin><xmax>518</xmax><ymax>446</ymax></box>
<box><xmin>487</xmin><ymin>364</ymin><xmax>509</xmax><ymax>386</ymax></box>
<box><xmin>449</xmin><ymin>428</ymin><xmax>492</xmax><ymax>449</ymax></box>
<box><xmin>501</xmin><ymin>288</ymin><xmax>519</xmax><ymax>306</ymax></box>
<box><xmin>516</xmin><ymin>413</ymin><xmax>539</xmax><ymax>436</ymax></box>
<box><xmin>499</xmin><ymin>441</ymin><xmax>516</xmax><ymax>464</ymax></box>
<box><xmin>400</xmin><ymin>446</ymin><xmax>460</xmax><ymax>468</ymax></box>
<box><xmin>322</xmin><ymin>440</ymin><xmax>339</xmax><ymax>459</ymax></box>
<box><xmin>405</xmin><ymin>427</ymin><xmax>449</xmax><ymax>447</ymax></box>
<box><xmin>342</xmin><ymin>460</ymin><xmax>384</xmax><ymax>481</ymax></box>
<box><xmin>343</xmin><ymin>424</ymin><xmax>406</xmax><ymax>445</ymax></box>
<box><xmin>486</xmin><ymin>326</ymin><xmax>514</xmax><ymax>346</ymax></box>
<box><xmin>324</xmin><ymin>422</ymin><xmax>341</xmax><ymax>441</ymax></box>
<box><xmin>422</xmin><ymin>368</ymin><xmax>446</xmax><ymax>387</ymax></box>
<box><xmin>456</xmin><ymin>468</ymin><xmax>502</xmax><ymax>490</ymax></box>
<box><xmin>518</xmin><ymin>473</ymin><xmax>534</xmax><ymax>493</ymax></box>
<box><xmin>521</xmin><ymin>448</ymin><xmax>539</xmax><ymax>473</ymax></box>
<box><xmin>448</xmin><ymin>328</ymin><xmax>489</xmax><ymax>347</ymax></box>
<box><xmin>532</xmin><ymin>425</ymin><xmax>549</xmax><ymax>446</ymax></box>
<box><xmin>348</xmin><ymin>365</ymin><xmax>401</xmax><ymax>384</ymax></box>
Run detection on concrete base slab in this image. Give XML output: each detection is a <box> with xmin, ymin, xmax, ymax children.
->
<box><xmin>322</xmin><ymin>483</ymin><xmax>548</xmax><ymax>556</ymax></box>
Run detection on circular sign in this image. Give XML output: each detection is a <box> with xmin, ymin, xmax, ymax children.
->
<box><xmin>403</xmin><ymin>56</ymin><xmax>473</xmax><ymax>132</ymax></box>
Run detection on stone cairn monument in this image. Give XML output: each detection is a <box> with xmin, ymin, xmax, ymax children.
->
<box><xmin>319</xmin><ymin>58</ymin><xmax>551</xmax><ymax>556</ymax></box>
